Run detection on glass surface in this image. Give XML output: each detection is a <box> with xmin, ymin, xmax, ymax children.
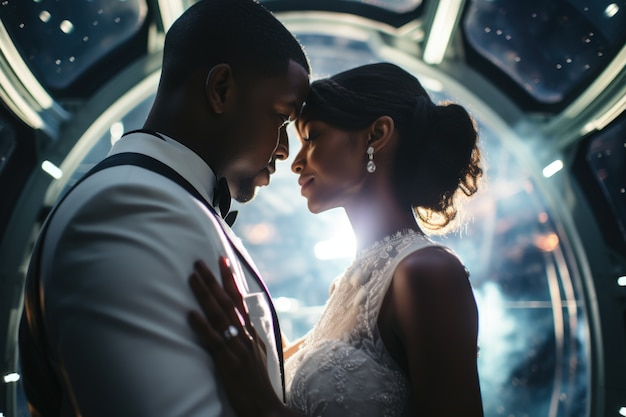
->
<box><xmin>463</xmin><ymin>0</ymin><xmax>626</xmax><ymax>104</ymax></box>
<box><xmin>586</xmin><ymin>116</ymin><xmax>626</xmax><ymax>243</ymax></box>
<box><xmin>0</xmin><ymin>115</ymin><xmax>16</xmax><ymax>176</ymax></box>
<box><xmin>0</xmin><ymin>0</ymin><xmax>148</xmax><ymax>90</ymax></box>
<box><xmin>30</xmin><ymin>32</ymin><xmax>591</xmax><ymax>417</ymax></box>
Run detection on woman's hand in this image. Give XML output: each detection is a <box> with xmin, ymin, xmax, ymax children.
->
<box><xmin>187</xmin><ymin>257</ymin><xmax>287</xmax><ymax>417</ymax></box>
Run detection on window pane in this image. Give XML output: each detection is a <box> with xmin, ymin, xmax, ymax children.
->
<box><xmin>0</xmin><ymin>115</ymin><xmax>16</xmax><ymax>176</ymax></box>
<box><xmin>586</xmin><ymin>116</ymin><xmax>626</xmax><ymax>243</ymax></box>
<box><xmin>463</xmin><ymin>0</ymin><xmax>626</xmax><ymax>104</ymax></box>
<box><xmin>0</xmin><ymin>0</ymin><xmax>148</xmax><ymax>90</ymax></box>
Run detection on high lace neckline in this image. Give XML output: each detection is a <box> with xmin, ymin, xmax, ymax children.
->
<box><xmin>355</xmin><ymin>228</ymin><xmax>426</xmax><ymax>260</ymax></box>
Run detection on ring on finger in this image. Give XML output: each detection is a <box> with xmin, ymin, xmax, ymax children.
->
<box><xmin>223</xmin><ymin>325</ymin><xmax>239</xmax><ymax>342</ymax></box>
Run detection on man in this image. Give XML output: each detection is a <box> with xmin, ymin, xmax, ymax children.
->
<box><xmin>18</xmin><ymin>0</ymin><xmax>310</xmax><ymax>415</ymax></box>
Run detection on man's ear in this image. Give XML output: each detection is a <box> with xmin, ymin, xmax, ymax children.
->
<box><xmin>367</xmin><ymin>115</ymin><xmax>395</xmax><ymax>151</ymax></box>
<box><xmin>204</xmin><ymin>63</ymin><xmax>235</xmax><ymax>115</ymax></box>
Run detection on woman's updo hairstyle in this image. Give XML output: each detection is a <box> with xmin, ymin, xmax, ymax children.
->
<box><xmin>301</xmin><ymin>62</ymin><xmax>483</xmax><ymax>232</ymax></box>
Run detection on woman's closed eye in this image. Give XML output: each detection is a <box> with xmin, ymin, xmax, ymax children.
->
<box><xmin>302</xmin><ymin>131</ymin><xmax>320</xmax><ymax>142</ymax></box>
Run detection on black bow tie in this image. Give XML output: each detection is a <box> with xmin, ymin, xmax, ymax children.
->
<box><xmin>213</xmin><ymin>177</ymin><xmax>238</xmax><ymax>226</ymax></box>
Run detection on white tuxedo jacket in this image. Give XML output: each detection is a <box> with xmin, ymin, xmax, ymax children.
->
<box><xmin>26</xmin><ymin>131</ymin><xmax>282</xmax><ymax>416</ymax></box>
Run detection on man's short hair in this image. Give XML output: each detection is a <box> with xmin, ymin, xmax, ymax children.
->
<box><xmin>161</xmin><ymin>0</ymin><xmax>310</xmax><ymax>86</ymax></box>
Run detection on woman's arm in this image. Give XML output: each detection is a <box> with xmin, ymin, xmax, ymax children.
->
<box><xmin>385</xmin><ymin>246</ymin><xmax>484</xmax><ymax>417</ymax></box>
<box><xmin>283</xmin><ymin>336</ymin><xmax>305</xmax><ymax>360</ymax></box>
<box><xmin>188</xmin><ymin>258</ymin><xmax>306</xmax><ymax>417</ymax></box>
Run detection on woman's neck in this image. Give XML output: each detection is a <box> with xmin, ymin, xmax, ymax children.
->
<box><xmin>344</xmin><ymin>194</ymin><xmax>421</xmax><ymax>253</ymax></box>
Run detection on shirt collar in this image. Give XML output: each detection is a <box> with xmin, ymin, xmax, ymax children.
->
<box><xmin>110</xmin><ymin>130</ymin><xmax>220</xmax><ymax>212</ymax></box>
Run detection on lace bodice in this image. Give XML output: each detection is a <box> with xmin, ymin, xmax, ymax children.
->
<box><xmin>285</xmin><ymin>230</ymin><xmax>435</xmax><ymax>417</ymax></box>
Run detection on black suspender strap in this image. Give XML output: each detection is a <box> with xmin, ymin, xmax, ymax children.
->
<box><xmin>93</xmin><ymin>152</ymin><xmax>214</xmax><ymax>209</ymax></box>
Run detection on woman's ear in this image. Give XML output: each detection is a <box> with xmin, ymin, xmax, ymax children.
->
<box><xmin>367</xmin><ymin>115</ymin><xmax>395</xmax><ymax>151</ymax></box>
<box><xmin>204</xmin><ymin>63</ymin><xmax>235</xmax><ymax>115</ymax></box>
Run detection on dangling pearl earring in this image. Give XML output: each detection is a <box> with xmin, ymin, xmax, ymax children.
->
<box><xmin>366</xmin><ymin>146</ymin><xmax>376</xmax><ymax>173</ymax></box>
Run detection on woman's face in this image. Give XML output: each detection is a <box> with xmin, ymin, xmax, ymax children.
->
<box><xmin>291</xmin><ymin>118</ymin><xmax>370</xmax><ymax>213</ymax></box>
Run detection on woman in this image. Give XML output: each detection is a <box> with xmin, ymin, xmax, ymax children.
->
<box><xmin>188</xmin><ymin>62</ymin><xmax>485</xmax><ymax>417</ymax></box>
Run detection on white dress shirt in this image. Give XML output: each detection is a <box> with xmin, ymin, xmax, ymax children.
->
<box><xmin>37</xmin><ymin>131</ymin><xmax>282</xmax><ymax>416</ymax></box>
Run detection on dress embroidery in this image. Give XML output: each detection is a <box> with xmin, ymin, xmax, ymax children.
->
<box><xmin>285</xmin><ymin>230</ymin><xmax>437</xmax><ymax>417</ymax></box>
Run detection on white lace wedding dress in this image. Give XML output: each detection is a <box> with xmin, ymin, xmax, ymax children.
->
<box><xmin>285</xmin><ymin>230</ymin><xmax>440</xmax><ymax>417</ymax></box>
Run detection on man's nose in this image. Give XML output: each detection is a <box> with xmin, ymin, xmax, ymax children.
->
<box><xmin>274</xmin><ymin>126</ymin><xmax>289</xmax><ymax>161</ymax></box>
<box><xmin>268</xmin><ymin>126</ymin><xmax>290</xmax><ymax>174</ymax></box>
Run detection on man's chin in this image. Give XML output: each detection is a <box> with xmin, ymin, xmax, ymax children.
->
<box><xmin>234</xmin><ymin>189</ymin><xmax>257</xmax><ymax>204</ymax></box>
<box><xmin>232</xmin><ymin>170</ymin><xmax>271</xmax><ymax>203</ymax></box>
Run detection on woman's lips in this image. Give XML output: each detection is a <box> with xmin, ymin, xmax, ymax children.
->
<box><xmin>298</xmin><ymin>176</ymin><xmax>314</xmax><ymax>194</ymax></box>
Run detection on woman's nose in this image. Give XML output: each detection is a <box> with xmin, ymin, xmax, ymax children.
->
<box><xmin>291</xmin><ymin>149</ymin><xmax>304</xmax><ymax>174</ymax></box>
